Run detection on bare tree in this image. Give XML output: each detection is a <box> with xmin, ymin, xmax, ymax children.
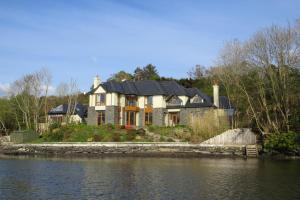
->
<box><xmin>9</xmin><ymin>68</ymin><xmax>52</xmax><ymax>132</ymax></box>
<box><xmin>56</xmin><ymin>79</ymin><xmax>80</xmax><ymax>124</ymax></box>
<box><xmin>187</xmin><ymin>65</ymin><xmax>206</xmax><ymax>79</ymax></box>
<box><xmin>213</xmin><ymin>20</ymin><xmax>300</xmax><ymax>134</ymax></box>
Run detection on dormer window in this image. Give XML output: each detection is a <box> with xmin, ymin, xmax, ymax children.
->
<box><xmin>191</xmin><ymin>95</ymin><xmax>203</xmax><ymax>103</ymax></box>
<box><xmin>167</xmin><ymin>96</ymin><xmax>182</xmax><ymax>106</ymax></box>
<box><xmin>96</xmin><ymin>93</ymin><xmax>106</xmax><ymax>106</ymax></box>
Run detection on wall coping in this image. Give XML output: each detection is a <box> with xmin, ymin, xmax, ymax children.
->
<box><xmin>7</xmin><ymin>142</ymin><xmax>246</xmax><ymax>148</ymax></box>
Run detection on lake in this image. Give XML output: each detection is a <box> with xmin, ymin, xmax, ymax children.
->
<box><xmin>0</xmin><ymin>156</ymin><xmax>299</xmax><ymax>200</ymax></box>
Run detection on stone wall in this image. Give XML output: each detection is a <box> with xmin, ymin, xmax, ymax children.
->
<box><xmin>106</xmin><ymin>106</ymin><xmax>119</xmax><ymax>124</ymax></box>
<box><xmin>0</xmin><ymin>143</ymin><xmax>246</xmax><ymax>157</ymax></box>
<box><xmin>87</xmin><ymin>107</ymin><xmax>98</xmax><ymax>126</ymax></box>
<box><xmin>138</xmin><ymin>109</ymin><xmax>144</xmax><ymax>128</ymax></box>
<box><xmin>153</xmin><ymin>108</ymin><xmax>166</xmax><ymax>126</ymax></box>
<box><xmin>10</xmin><ymin>131</ymin><xmax>39</xmax><ymax>144</ymax></box>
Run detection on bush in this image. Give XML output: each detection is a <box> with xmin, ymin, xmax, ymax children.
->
<box><xmin>49</xmin><ymin>122</ymin><xmax>61</xmax><ymax>132</ymax></box>
<box><xmin>93</xmin><ymin>134</ymin><xmax>103</xmax><ymax>142</ymax></box>
<box><xmin>105</xmin><ymin>123</ymin><xmax>115</xmax><ymax>130</ymax></box>
<box><xmin>126</xmin><ymin>129</ymin><xmax>137</xmax><ymax>141</ymax></box>
<box><xmin>136</xmin><ymin>128</ymin><xmax>146</xmax><ymax>136</ymax></box>
<box><xmin>43</xmin><ymin>130</ymin><xmax>64</xmax><ymax>142</ymax></box>
<box><xmin>112</xmin><ymin>132</ymin><xmax>120</xmax><ymax>142</ymax></box>
<box><xmin>264</xmin><ymin>132</ymin><xmax>300</xmax><ymax>155</ymax></box>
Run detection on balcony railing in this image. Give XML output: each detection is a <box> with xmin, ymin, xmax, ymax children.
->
<box><xmin>96</xmin><ymin>101</ymin><xmax>106</xmax><ymax>106</ymax></box>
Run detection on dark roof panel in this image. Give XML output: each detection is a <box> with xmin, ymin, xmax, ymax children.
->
<box><xmin>48</xmin><ymin>104</ymin><xmax>87</xmax><ymax>118</ymax></box>
<box><xmin>159</xmin><ymin>81</ymin><xmax>187</xmax><ymax>96</ymax></box>
<box><xmin>134</xmin><ymin>80</ymin><xmax>165</xmax><ymax>96</ymax></box>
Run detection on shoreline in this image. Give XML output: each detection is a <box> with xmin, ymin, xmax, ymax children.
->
<box><xmin>0</xmin><ymin>142</ymin><xmax>247</xmax><ymax>158</ymax></box>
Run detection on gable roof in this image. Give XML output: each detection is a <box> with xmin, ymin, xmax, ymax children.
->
<box><xmin>88</xmin><ymin>80</ymin><xmax>216</xmax><ymax>107</ymax></box>
<box><xmin>48</xmin><ymin>104</ymin><xmax>87</xmax><ymax>118</ymax></box>
<box><xmin>90</xmin><ymin>80</ymin><xmax>196</xmax><ymax>96</ymax></box>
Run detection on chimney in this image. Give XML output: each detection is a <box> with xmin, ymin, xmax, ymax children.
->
<box><xmin>213</xmin><ymin>84</ymin><xmax>219</xmax><ymax>108</ymax></box>
<box><xmin>93</xmin><ymin>75</ymin><xmax>101</xmax><ymax>89</ymax></box>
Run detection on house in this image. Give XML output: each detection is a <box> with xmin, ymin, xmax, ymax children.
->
<box><xmin>87</xmin><ymin>76</ymin><xmax>234</xmax><ymax>128</ymax></box>
<box><xmin>48</xmin><ymin>104</ymin><xmax>88</xmax><ymax>124</ymax></box>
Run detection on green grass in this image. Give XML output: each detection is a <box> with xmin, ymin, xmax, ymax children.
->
<box><xmin>147</xmin><ymin>125</ymin><xmax>191</xmax><ymax>142</ymax></box>
<box><xmin>34</xmin><ymin>124</ymin><xmax>151</xmax><ymax>143</ymax></box>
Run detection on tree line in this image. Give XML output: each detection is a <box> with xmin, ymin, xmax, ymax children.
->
<box><xmin>0</xmin><ymin>70</ymin><xmax>88</xmax><ymax>135</ymax></box>
<box><xmin>0</xmin><ymin>19</ymin><xmax>299</xmax><ymax>135</ymax></box>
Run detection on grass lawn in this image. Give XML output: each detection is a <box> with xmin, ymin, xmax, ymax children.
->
<box><xmin>32</xmin><ymin>124</ymin><xmax>152</xmax><ymax>143</ymax></box>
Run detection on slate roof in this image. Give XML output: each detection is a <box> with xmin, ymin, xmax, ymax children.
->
<box><xmin>219</xmin><ymin>96</ymin><xmax>234</xmax><ymax>109</ymax></box>
<box><xmin>208</xmin><ymin>96</ymin><xmax>234</xmax><ymax>109</ymax></box>
<box><xmin>90</xmin><ymin>80</ymin><xmax>206</xmax><ymax>96</ymax></box>
<box><xmin>88</xmin><ymin>80</ymin><xmax>221</xmax><ymax>108</ymax></box>
<box><xmin>48</xmin><ymin>104</ymin><xmax>88</xmax><ymax>118</ymax></box>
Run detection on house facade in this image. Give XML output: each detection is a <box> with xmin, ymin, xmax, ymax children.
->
<box><xmin>87</xmin><ymin>76</ymin><xmax>233</xmax><ymax>128</ymax></box>
<box><xmin>48</xmin><ymin>104</ymin><xmax>87</xmax><ymax>124</ymax></box>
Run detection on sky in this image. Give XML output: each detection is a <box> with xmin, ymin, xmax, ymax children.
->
<box><xmin>0</xmin><ymin>0</ymin><xmax>299</xmax><ymax>95</ymax></box>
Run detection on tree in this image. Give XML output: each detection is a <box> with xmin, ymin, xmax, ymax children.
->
<box><xmin>134</xmin><ymin>64</ymin><xmax>160</xmax><ymax>80</ymax></box>
<box><xmin>213</xmin><ymin>20</ymin><xmax>300</xmax><ymax>133</ymax></box>
<box><xmin>56</xmin><ymin>79</ymin><xmax>80</xmax><ymax>124</ymax></box>
<box><xmin>0</xmin><ymin>98</ymin><xmax>16</xmax><ymax>135</ymax></box>
<box><xmin>187</xmin><ymin>65</ymin><xmax>206</xmax><ymax>80</ymax></box>
<box><xmin>9</xmin><ymin>68</ymin><xmax>52</xmax><ymax>132</ymax></box>
<box><xmin>108</xmin><ymin>71</ymin><xmax>133</xmax><ymax>82</ymax></box>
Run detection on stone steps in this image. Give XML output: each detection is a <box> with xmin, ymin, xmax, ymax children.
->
<box><xmin>246</xmin><ymin>145</ymin><xmax>258</xmax><ymax>157</ymax></box>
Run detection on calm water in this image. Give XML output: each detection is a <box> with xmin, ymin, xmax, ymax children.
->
<box><xmin>0</xmin><ymin>156</ymin><xmax>299</xmax><ymax>200</ymax></box>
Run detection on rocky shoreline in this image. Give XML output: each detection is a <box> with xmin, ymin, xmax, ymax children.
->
<box><xmin>0</xmin><ymin>142</ymin><xmax>247</xmax><ymax>158</ymax></box>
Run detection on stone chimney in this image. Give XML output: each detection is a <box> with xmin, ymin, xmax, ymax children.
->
<box><xmin>213</xmin><ymin>84</ymin><xmax>219</xmax><ymax>108</ymax></box>
<box><xmin>93</xmin><ymin>75</ymin><xmax>101</xmax><ymax>89</ymax></box>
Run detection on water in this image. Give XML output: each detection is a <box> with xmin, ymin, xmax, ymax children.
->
<box><xmin>0</xmin><ymin>156</ymin><xmax>299</xmax><ymax>200</ymax></box>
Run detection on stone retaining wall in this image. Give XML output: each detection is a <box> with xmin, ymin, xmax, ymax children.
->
<box><xmin>0</xmin><ymin>143</ymin><xmax>246</xmax><ymax>157</ymax></box>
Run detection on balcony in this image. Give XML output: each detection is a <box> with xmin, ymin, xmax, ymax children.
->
<box><xmin>95</xmin><ymin>102</ymin><xmax>106</xmax><ymax>106</ymax></box>
<box><xmin>125</xmin><ymin>96</ymin><xmax>139</xmax><ymax>111</ymax></box>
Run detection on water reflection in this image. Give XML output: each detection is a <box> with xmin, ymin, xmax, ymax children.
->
<box><xmin>0</xmin><ymin>156</ymin><xmax>299</xmax><ymax>200</ymax></box>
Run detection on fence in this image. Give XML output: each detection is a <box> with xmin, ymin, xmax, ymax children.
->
<box><xmin>10</xmin><ymin>131</ymin><xmax>39</xmax><ymax>144</ymax></box>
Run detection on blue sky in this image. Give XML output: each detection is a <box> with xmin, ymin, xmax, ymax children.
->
<box><xmin>0</xmin><ymin>0</ymin><xmax>299</xmax><ymax>95</ymax></box>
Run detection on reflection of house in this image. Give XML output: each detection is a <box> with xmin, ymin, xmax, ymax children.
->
<box><xmin>48</xmin><ymin>104</ymin><xmax>87</xmax><ymax>124</ymax></box>
<box><xmin>87</xmin><ymin>76</ymin><xmax>234</xmax><ymax>128</ymax></box>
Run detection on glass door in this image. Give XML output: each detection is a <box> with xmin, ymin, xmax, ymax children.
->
<box><xmin>126</xmin><ymin>111</ymin><xmax>136</xmax><ymax>126</ymax></box>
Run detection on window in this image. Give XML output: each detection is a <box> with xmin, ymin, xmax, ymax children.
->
<box><xmin>145</xmin><ymin>96</ymin><xmax>153</xmax><ymax>107</ymax></box>
<box><xmin>145</xmin><ymin>112</ymin><xmax>153</xmax><ymax>125</ymax></box>
<box><xmin>97</xmin><ymin>111</ymin><xmax>105</xmax><ymax>125</ymax></box>
<box><xmin>167</xmin><ymin>96</ymin><xmax>182</xmax><ymax>106</ymax></box>
<box><xmin>96</xmin><ymin>94</ymin><xmax>106</xmax><ymax>106</ymax></box>
<box><xmin>191</xmin><ymin>95</ymin><xmax>203</xmax><ymax>103</ymax></box>
<box><xmin>126</xmin><ymin>95</ymin><xmax>138</xmax><ymax>106</ymax></box>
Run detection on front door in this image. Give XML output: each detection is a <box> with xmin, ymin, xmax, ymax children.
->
<box><xmin>126</xmin><ymin>111</ymin><xmax>136</xmax><ymax>126</ymax></box>
<box><xmin>169</xmin><ymin>112</ymin><xmax>180</xmax><ymax>126</ymax></box>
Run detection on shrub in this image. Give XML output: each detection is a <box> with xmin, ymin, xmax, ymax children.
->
<box><xmin>93</xmin><ymin>134</ymin><xmax>103</xmax><ymax>142</ymax></box>
<box><xmin>264</xmin><ymin>132</ymin><xmax>300</xmax><ymax>155</ymax></box>
<box><xmin>112</xmin><ymin>132</ymin><xmax>120</xmax><ymax>142</ymax></box>
<box><xmin>105</xmin><ymin>123</ymin><xmax>115</xmax><ymax>130</ymax></box>
<box><xmin>126</xmin><ymin>129</ymin><xmax>137</xmax><ymax>141</ymax></box>
<box><xmin>43</xmin><ymin>130</ymin><xmax>64</xmax><ymax>142</ymax></box>
<box><xmin>49</xmin><ymin>122</ymin><xmax>61</xmax><ymax>132</ymax></box>
<box><xmin>136</xmin><ymin>128</ymin><xmax>146</xmax><ymax>136</ymax></box>
<box><xmin>148</xmin><ymin>125</ymin><xmax>158</xmax><ymax>132</ymax></box>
